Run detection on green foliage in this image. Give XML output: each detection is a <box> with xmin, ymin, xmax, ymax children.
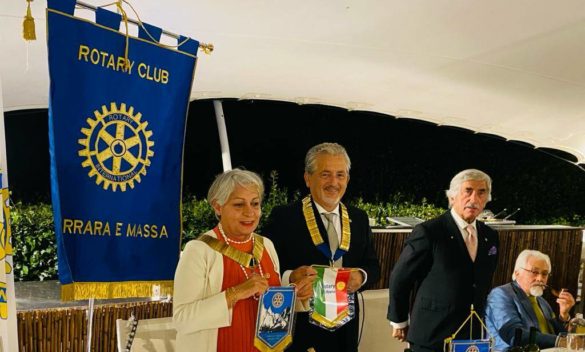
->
<box><xmin>257</xmin><ymin>170</ymin><xmax>300</xmax><ymax>231</ymax></box>
<box><xmin>181</xmin><ymin>195</ymin><xmax>215</xmax><ymax>244</ymax></box>
<box><xmin>350</xmin><ymin>194</ymin><xmax>446</xmax><ymax>225</ymax></box>
<box><xmin>524</xmin><ymin>214</ymin><xmax>585</xmax><ymax>227</ymax></box>
<box><xmin>10</xmin><ymin>201</ymin><xmax>58</xmax><ymax>281</ymax></box>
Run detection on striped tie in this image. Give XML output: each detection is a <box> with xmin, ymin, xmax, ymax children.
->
<box><xmin>323</xmin><ymin>213</ymin><xmax>341</xmax><ymax>267</ymax></box>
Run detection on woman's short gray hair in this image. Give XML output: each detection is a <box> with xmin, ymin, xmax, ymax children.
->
<box><xmin>445</xmin><ymin>169</ymin><xmax>492</xmax><ymax>205</ymax></box>
<box><xmin>304</xmin><ymin>142</ymin><xmax>351</xmax><ymax>174</ymax></box>
<box><xmin>207</xmin><ymin>169</ymin><xmax>264</xmax><ymax>207</ymax></box>
<box><xmin>512</xmin><ymin>249</ymin><xmax>551</xmax><ymax>280</ymax></box>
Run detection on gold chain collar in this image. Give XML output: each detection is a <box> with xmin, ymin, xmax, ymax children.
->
<box><xmin>302</xmin><ymin>196</ymin><xmax>351</xmax><ymax>251</ymax></box>
<box><xmin>198</xmin><ymin>228</ymin><xmax>264</xmax><ymax>268</ymax></box>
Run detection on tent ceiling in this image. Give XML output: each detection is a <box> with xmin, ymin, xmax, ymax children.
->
<box><xmin>2</xmin><ymin>1</ymin><xmax>585</xmax><ymax>164</ymax></box>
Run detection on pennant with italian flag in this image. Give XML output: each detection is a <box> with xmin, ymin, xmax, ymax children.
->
<box><xmin>309</xmin><ymin>265</ymin><xmax>355</xmax><ymax>330</ymax></box>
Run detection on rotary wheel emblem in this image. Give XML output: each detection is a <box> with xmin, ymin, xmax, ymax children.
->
<box><xmin>272</xmin><ymin>293</ymin><xmax>284</xmax><ymax>308</ymax></box>
<box><xmin>78</xmin><ymin>102</ymin><xmax>154</xmax><ymax>192</ymax></box>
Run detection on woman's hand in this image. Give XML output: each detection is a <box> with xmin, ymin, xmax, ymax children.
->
<box><xmin>290</xmin><ymin>266</ymin><xmax>317</xmax><ymax>300</ymax></box>
<box><xmin>235</xmin><ymin>273</ymin><xmax>270</xmax><ymax>300</ymax></box>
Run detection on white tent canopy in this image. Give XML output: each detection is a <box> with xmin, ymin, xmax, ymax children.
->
<box><xmin>2</xmin><ymin>0</ymin><xmax>585</xmax><ymax>165</ymax></box>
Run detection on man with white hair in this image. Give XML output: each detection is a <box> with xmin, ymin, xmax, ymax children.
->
<box><xmin>388</xmin><ymin>169</ymin><xmax>500</xmax><ymax>352</ymax></box>
<box><xmin>265</xmin><ymin>142</ymin><xmax>380</xmax><ymax>352</ymax></box>
<box><xmin>485</xmin><ymin>249</ymin><xmax>576</xmax><ymax>351</ymax></box>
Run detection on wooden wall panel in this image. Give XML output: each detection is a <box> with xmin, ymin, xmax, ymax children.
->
<box><xmin>368</xmin><ymin>227</ymin><xmax>583</xmax><ymax>312</ymax></box>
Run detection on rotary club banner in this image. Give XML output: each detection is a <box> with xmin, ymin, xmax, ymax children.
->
<box><xmin>309</xmin><ymin>265</ymin><xmax>355</xmax><ymax>330</ymax></box>
<box><xmin>47</xmin><ymin>0</ymin><xmax>199</xmax><ymax>300</ymax></box>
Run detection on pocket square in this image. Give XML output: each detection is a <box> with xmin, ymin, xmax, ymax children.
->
<box><xmin>488</xmin><ymin>246</ymin><xmax>497</xmax><ymax>256</ymax></box>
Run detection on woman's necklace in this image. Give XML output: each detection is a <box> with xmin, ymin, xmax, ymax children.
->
<box><xmin>218</xmin><ymin>223</ymin><xmax>252</xmax><ymax>244</ymax></box>
<box><xmin>218</xmin><ymin>223</ymin><xmax>263</xmax><ymax>300</ymax></box>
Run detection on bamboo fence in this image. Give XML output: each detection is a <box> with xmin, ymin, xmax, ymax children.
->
<box><xmin>17</xmin><ymin>301</ymin><xmax>172</xmax><ymax>352</ymax></box>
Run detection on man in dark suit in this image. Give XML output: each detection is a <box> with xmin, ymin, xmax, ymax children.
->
<box><xmin>264</xmin><ymin>142</ymin><xmax>381</xmax><ymax>352</ymax></box>
<box><xmin>485</xmin><ymin>249</ymin><xmax>575</xmax><ymax>351</ymax></box>
<box><xmin>387</xmin><ymin>169</ymin><xmax>499</xmax><ymax>352</ymax></box>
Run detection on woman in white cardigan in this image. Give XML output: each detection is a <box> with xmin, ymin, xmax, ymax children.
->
<box><xmin>173</xmin><ymin>169</ymin><xmax>314</xmax><ymax>352</ymax></box>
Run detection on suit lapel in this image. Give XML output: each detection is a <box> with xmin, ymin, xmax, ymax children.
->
<box><xmin>444</xmin><ymin>212</ymin><xmax>473</xmax><ymax>263</ymax></box>
<box><xmin>474</xmin><ymin>222</ymin><xmax>487</xmax><ymax>264</ymax></box>
<box><xmin>538</xmin><ymin>296</ymin><xmax>555</xmax><ymax>320</ymax></box>
<box><xmin>512</xmin><ymin>282</ymin><xmax>540</xmax><ymax>328</ymax></box>
<box><xmin>296</xmin><ymin>200</ymin><xmax>326</xmax><ymax>265</ymax></box>
<box><xmin>310</xmin><ymin>199</ymin><xmax>330</xmax><ymax>245</ymax></box>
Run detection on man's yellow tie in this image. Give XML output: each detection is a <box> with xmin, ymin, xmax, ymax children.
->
<box><xmin>529</xmin><ymin>295</ymin><xmax>551</xmax><ymax>334</ymax></box>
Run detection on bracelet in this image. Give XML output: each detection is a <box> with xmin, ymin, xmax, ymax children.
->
<box><xmin>226</xmin><ymin>287</ymin><xmax>239</xmax><ymax>307</ymax></box>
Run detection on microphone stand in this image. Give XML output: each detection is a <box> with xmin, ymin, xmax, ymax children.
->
<box><xmin>503</xmin><ymin>208</ymin><xmax>521</xmax><ymax>220</ymax></box>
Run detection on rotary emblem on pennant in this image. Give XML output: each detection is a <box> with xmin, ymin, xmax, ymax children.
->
<box><xmin>272</xmin><ymin>292</ymin><xmax>284</xmax><ymax>308</ymax></box>
<box><xmin>78</xmin><ymin>102</ymin><xmax>154</xmax><ymax>192</ymax></box>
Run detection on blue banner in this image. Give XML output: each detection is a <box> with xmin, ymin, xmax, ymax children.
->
<box><xmin>47</xmin><ymin>2</ymin><xmax>199</xmax><ymax>300</ymax></box>
<box><xmin>254</xmin><ymin>287</ymin><xmax>296</xmax><ymax>352</ymax></box>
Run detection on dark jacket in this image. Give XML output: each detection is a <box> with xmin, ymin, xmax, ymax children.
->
<box><xmin>264</xmin><ymin>198</ymin><xmax>381</xmax><ymax>352</ymax></box>
<box><xmin>387</xmin><ymin>211</ymin><xmax>499</xmax><ymax>351</ymax></box>
<box><xmin>485</xmin><ymin>281</ymin><xmax>566</xmax><ymax>351</ymax></box>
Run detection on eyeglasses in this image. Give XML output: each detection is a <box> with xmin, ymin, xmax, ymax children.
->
<box><xmin>521</xmin><ymin>267</ymin><xmax>551</xmax><ymax>278</ymax></box>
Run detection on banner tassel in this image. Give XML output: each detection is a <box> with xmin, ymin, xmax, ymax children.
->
<box><xmin>23</xmin><ymin>0</ymin><xmax>36</xmax><ymax>41</ymax></box>
<box><xmin>116</xmin><ymin>0</ymin><xmax>131</xmax><ymax>71</ymax></box>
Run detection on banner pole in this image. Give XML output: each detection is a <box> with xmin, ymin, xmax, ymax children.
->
<box><xmin>86</xmin><ymin>297</ymin><xmax>95</xmax><ymax>352</ymax></box>
<box><xmin>75</xmin><ymin>1</ymin><xmax>214</xmax><ymax>53</ymax></box>
<box><xmin>213</xmin><ymin>100</ymin><xmax>232</xmax><ymax>171</ymax></box>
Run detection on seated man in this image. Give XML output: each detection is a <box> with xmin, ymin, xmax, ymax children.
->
<box><xmin>485</xmin><ymin>249</ymin><xmax>576</xmax><ymax>351</ymax></box>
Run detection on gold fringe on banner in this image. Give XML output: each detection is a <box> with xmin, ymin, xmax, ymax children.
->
<box><xmin>254</xmin><ymin>335</ymin><xmax>292</xmax><ymax>352</ymax></box>
<box><xmin>23</xmin><ymin>0</ymin><xmax>36</xmax><ymax>41</ymax></box>
<box><xmin>61</xmin><ymin>280</ymin><xmax>174</xmax><ymax>301</ymax></box>
<box><xmin>310</xmin><ymin>310</ymin><xmax>350</xmax><ymax>329</ymax></box>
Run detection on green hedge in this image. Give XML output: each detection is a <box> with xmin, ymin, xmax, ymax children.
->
<box><xmin>350</xmin><ymin>195</ymin><xmax>445</xmax><ymax>226</ymax></box>
<box><xmin>10</xmin><ymin>201</ymin><xmax>58</xmax><ymax>282</ymax></box>
<box><xmin>8</xmin><ymin>172</ymin><xmax>583</xmax><ymax>281</ymax></box>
